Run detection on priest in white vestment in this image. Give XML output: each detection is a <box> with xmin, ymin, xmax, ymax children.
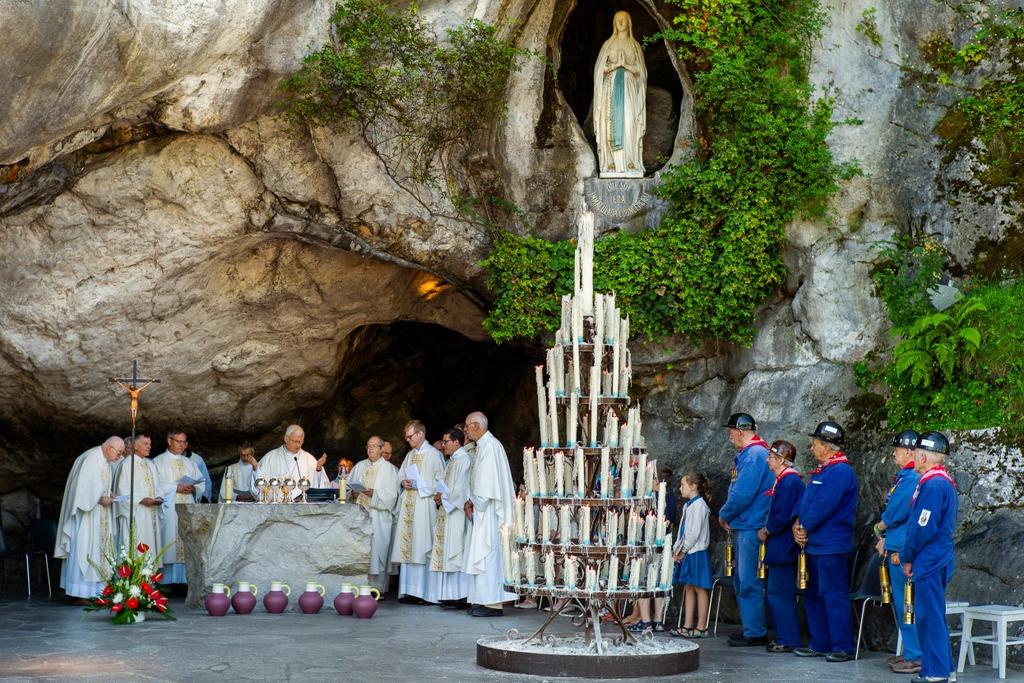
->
<box><xmin>113</xmin><ymin>434</ymin><xmax>164</xmax><ymax>562</ymax></box>
<box><xmin>430</xmin><ymin>428</ymin><xmax>473</xmax><ymax>607</ymax></box>
<box><xmin>349</xmin><ymin>435</ymin><xmax>400</xmax><ymax>592</ymax></box>
<box><xmin>219</xmin><ymin>442</ymin><xmax>259</xmax><ymax>501</ymax></box>
<box><xmin>56</xmin><ymin>437</ymin><xmax>125</xmax><ymax>601</ymax></box>
<box><xmin>256</xmin><ymin>425</ymin><xmax>330</xmax><ymax>495</ymax></box>
<box><xmin>462</xmin><ymin>412</ymin><xmax>517</xmax><ymax>616</ymax></box>
<box><xmin>390</xmin><ymin>420</ymin><xmax>445</xmax><ymax>603</ymax></box>
<box><xmin>152</xmin><ymin>429</ymin><xmax>206</xmax><ymax>585</ymax></box>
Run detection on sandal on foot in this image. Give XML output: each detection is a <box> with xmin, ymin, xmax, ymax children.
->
<box><xmin>627</xmin><ymin>621</ymin><xmax>651</xmax><ymax>633</ymax></box>
<box><xmin>669</xmin><ymin>626</ymin><xmax>694</xmax><ymax>637</ymax></box>
<box><xmin>690</xmin><ymin>628</ymin><xmax>708</xmax><ymax>639</ymax></box>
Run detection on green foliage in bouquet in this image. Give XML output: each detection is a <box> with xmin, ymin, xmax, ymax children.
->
<box><xmin>84</xmin><ymin>532</ymin><xmax>175</xmax><ymax>624</ymax></box>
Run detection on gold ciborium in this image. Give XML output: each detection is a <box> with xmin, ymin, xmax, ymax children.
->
<box><xmin>724</xmin><ymin>533</ymin><xmax>734</xmax><ymax>577</ymax></box>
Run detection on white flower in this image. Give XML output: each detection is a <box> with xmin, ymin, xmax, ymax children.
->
<box><xmin>113</xmin><ymin>593</ymin><xmax>124</xmax><ymax>604</ymax></box>
<box><xmin>141</xmin><ymin>567</ymin><xmax>153</xmax><ymax>577</ymax></box>
<box><xmin>129</xmin><ymin>585</ymin><xmax>142</xmax><ymax>598</ymax></box>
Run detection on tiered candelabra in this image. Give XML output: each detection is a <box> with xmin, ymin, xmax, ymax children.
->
<box><xmin>500</xmin><ymin>213</ymin><xmax>672</xmax><ymax>654</ymax></box>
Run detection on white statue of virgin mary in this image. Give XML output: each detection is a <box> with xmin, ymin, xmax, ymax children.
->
<box><xmin>593</xmin><ymin>10</ymin><xmax>647</xmax><ymax>178</ymax></box>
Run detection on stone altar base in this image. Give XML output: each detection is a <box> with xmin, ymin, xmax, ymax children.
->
<box><xmin>178</xmin><ymin>503</ymin><xmax>371</xmax><ymax>609</ymax></box>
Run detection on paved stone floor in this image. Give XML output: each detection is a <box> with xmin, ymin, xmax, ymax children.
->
<box><xmin>0</xmin><ymin>596</ymin><xmax>1020</xmax><ymax>682</ymax></box>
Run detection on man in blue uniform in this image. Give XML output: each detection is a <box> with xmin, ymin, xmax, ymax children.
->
<box><xmin>718</xmin><ymin>412</ymin><xmax>774</xmax><ymax>647</ymax></box>
<box><xmin>902</xmin><ymin>431</ymin><xmax>958</xmax><ymax>683</ymax></box>
<box><xmin>792</xmin><ymin>420</ymin><xmax>857</xmax><ymax>662</ymax></box>
<box><xmin>758</xmin><ymin>440</ymin><xmax>805</xmax><ymax>653</ymax></box>
<box><xmin>874</xmin><ymin>430</ymin><xmax>923</xmax><ymax>675</ymax></box>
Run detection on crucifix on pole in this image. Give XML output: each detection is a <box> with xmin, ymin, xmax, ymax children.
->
<box><xmin>111</xmin><ymin>360</ymin><xmax>159</xmax><ymax>544</ymax></box>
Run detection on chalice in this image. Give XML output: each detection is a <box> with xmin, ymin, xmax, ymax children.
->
<box><xmin>282</xmin><ymin>478</ymin><xmax>295</xmax><ymax>503</ymax></box>
<box><xmin>255</xmin><ymin>478</ymin><xmax>268</xmax><ymax>504</ymax></box>
<box><xmin>268</xmin><ymin>478</ymin><xmax>281</xmax><ymax>504</ymax></box>
<box><xmin>298</xmin><ymin>477</ymin><xmax>312</xmax><ymax>504</ymax></box>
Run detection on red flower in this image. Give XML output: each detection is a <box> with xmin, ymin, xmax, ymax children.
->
<box><xmin>111</xmin><ymin>603</ymin><xmax>123</xmax><ymax>613</ymax></box>
<box><xmin>96</xmin><ymin>598</ymin><xmax>109</xmax><ymax>606</ymax></box>
<box><xmin>102</xmin><ymin>585</ymin><xmax>113</xmax><ymax>596</ymax></box>
<box><xmin>126</xmin><ymin>597</ymin><xmax>140</xmax><ymax>610</ymax></box>
<box><xmin>156</xmin><ymin>603</ymin><xmax>167</xmax><ymax>612</ymax></box>
<box><xmin>151</xmin><ymin>572</ymin><xmax>164</xmax><ymax>583</ymax></box>
<box><xmin>117</xmin><ymin>564</ymin><xmax>131</xmax><ymax>579</ymax></box>
<box><xmin>140</xmin><ymin>581</ymin><xmax>152</xmax><ymax>594</ymax></box>
<box><xmin>137</xmin><ymin>542</ymin><xmax>150</xmax><ymax>553</ymax></box>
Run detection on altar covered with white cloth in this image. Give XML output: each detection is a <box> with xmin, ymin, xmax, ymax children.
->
<box><xmin>178</xmin><ymin>503</ymin><xmax>371</xmax><ymax>609</ymax></box>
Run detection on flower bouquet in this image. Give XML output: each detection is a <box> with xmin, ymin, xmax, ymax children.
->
<box><xmin>84</xmin><ymin>536</ymin><xmax>176</xmax><ymax>624</ymax></box>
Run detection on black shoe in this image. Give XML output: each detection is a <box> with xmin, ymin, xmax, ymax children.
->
<box><xmin>440</xmin><ymin>600</ymin><xmax>468</xmax><ymax>610</ymax></box>
<box><xmin>794</xmin><ymin>647</ymin><xmax>826</xmax><ymax>657</ymax></box>
<box><xmin>825</xmin><ymin>651</ymin><xmax>854</xmax><ymax>663</ymax></box>
<box><xmin>727</xmin><ymin>633</ymin><xmax>747</xmax><ymax>644</ymax></box>
<box><xmin>398</xmin><ymin>595</ymin><xmax>427</xmax><ymax>605</ymax></box>
<box><xmin>469</xmin><ymin>606</ymin><xmax>504</xmax><ymax>617</ymax></box>
<box><xmin>766</xmin><ymin>641</ymin><xmax>795</xmax><ymax>653</ymax></box>
<box><xmin>728</xmin><ymin>635</ymin><xmax>768</xmax><ymax>647</ymax></box>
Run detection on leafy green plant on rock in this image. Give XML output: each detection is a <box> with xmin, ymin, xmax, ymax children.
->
<box><xmin>277</xmin><ymin>0</ymin><xmax>536</xmax><ymax>218</ymax></box>
<box><xmin>891</xmin><ymin>298</ymin><xmax>985</xmax><ymax>388</ymax></box>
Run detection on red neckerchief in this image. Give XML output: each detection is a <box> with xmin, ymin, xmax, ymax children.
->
<box><xmin>765</xmin><ymin>466</ymin><xmax>799</xmax><ymax>497</ymax></box>
<box><xmin>732</xmin><ymin>436</ymin><xmax>770</xmax><ymax>481</ymax></box>
<box><xmin>808</xmin><ymin>451</ymin><xmax>849</xmax><ymax>477</ymax></box>
<box><xmin>910</xmin><ymin>465</ymin><xmax>956</xmax><ymax>505</ymax></box>
<box><xmin>887</xmin><ymin>462</ymin><xmax>916</xmax><ymax>498</ymax></box>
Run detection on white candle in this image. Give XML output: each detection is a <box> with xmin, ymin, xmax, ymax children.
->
<box><xmin>607</xmin><ymin>510</ymin><xmax>618</xmax><ymax>546</ymax></box>
<box><xmin>660</xmin><ymin>538</ymin><xmax>673</xmax><ymax>587</ymax></box>
<box><xmin>554</xmin><ymin>452</ymin><xmax>564</xmax><ymax>497</ymax></box>
<box><xmin>525</xmin><ymin>494</ymin><xmax>536</xmax><ymax>544</ymax></box>
<box><xmin>608</xmin><ymin>555</ymin><xmax>619</xmax><ymax>591</ymax></box>
<box><xmin>605</xmin><ymin>294</ymin><xmax>616</xmax><ymax>342</ymax></box>
<box><xmin>560</xmin><ymin>504</ymin><xmax>572</xmax><ymax>545</ymax></box>
<box><xmin>511</xmin><ymin>549</ymin><xmax>521</xmax><ymax>585</ymax></box>
<box><xmin>548</xmin><ymin>372</ymin><xmax>559</xmax><ymax>447</ymax></box>
<box><xmin>621</xmin><ymin>429</ymin><xmax>633</xmax><ymax>498</ymax></box>
<box><xmin>580</xmin><ymin>212</ymin><xmax>594</xmax><ymax>315</ymax></box>
<box><xmin>565</xmin><ymin>556</ymin><xmax>577</xmax><ymax>589</ymax></box>
<box><xmin>602</xmin><ymin>370</ymin><xmax>612</xmax><ymax>396</ymax></box>
<box><xmin>594</xmin><ymin>292</ymin><xmax>604</xmax><ymax>358</ymax></box>
<box><xmin>648</xmin><ymin>462</ymin><xmax>656</xmax><ymax>498</ymax></box>
<box><xmin>579</xmin><ymin>505</ymin><xmax>591</xmax><ymax>545</ymax></box>
<box><xmin>619</xmin><ymin>317</ymin><xmax>630</xmax><ymax>396</ymax></box>
<box><xmin>514</xmin><ymin>496</ymin><xmax>525</xmax><ymax>540</ymax></box>
<box><xmin>657</xmin><ymin>481</ymin><xmax>666</xmax><ymax>528</ymax></box>
<box><xmin>545</xmin><ymin>551</ymin><xmax>555</xmax><ymax>588</ymax></box>
<box><xmin>575</xmin><ymin>447</ymin><xmax>585</xmax><ymax>497</ymax></box>
<box><xmin>541</xmin><ymin>504</ymin><xmax>552</xmax><ymax>544</ymax></box>
<box><xmin>500</xmin><ymin>524</ymin><xmax>512</xmax><ymax>583</ymax></box>
<box><xmin>629</xmin><ymin>558</ymin><xmax>641</xmax><ymax>590</ymax></box>
<box><xmin>536</xmin><ymin>453</ymin><xmax>548</xmax><ymax>496</ymax></box>
<box><xmin>567</xmin><ymin>391</ymin><xmax>578</xmax><ymax>447</ymax></box>
<box><xmin>560</xmin><ymin>294</ymin><xmax>571</xmax><ymax>345</ymax></box>
<box><xmin>572</xmin><ymin>298</ymin><xmax>582</xmax><ymax>389</ymax></box>
<box><xmin>589</xmin><ymin>365</ymin><xmax>600</xmax><ymax>445</ymax></box>
<box><xmin>646</xmin><ymin>559</ymin><xmax>659</xmax><ymax>590</ymax></box>
<box><xmin>627</xmin><ymin>511</ymin><xmax>639</xmax><ymax>545</ymax></box>
<box><xmin>600</xmin><ymin>446</ymin><xmax>610</xmax><ymax>499</ymax></box>
<box><xmin>587</xmin><ymin>565</ymin><xmax>597</xmax><ymax>592</ymax></box>
<box><xmin>526</xmin><ymin>548</ymin><xmax>537</xmax><ymax>586</ymax></box>
<box><xmin>573</xmin><ymin>244</ymin><xmax>581</xmax><ymax>302</ymax></box>
<box><xmin>657</xmin><ymin>517</ymin><xmax>667</xmax><ymax>546</ymax></box>
<box><xmin>535</xmin><ymin>367</ymin><xmax>548</xmax><ymax>446</ymax></box>
<box><xmin>637</xmin><ymin>452</ymin><xmax>648</xmax><ymax>497</ymax></box>
<box><xmin>523</xmin><ymin>448</ymin><xmax>534</xmax><ymax>495</ymax></box>
<box><xmin>644</xmin><ymin>514</ymin><xmax>656</xmax><ymax>547</ymax></box>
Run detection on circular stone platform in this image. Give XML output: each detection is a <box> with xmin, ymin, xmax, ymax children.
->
<box><xmin>476</xmin><ymin>633</ymin><xmax>699</xmax><ymax>678</ymax></box>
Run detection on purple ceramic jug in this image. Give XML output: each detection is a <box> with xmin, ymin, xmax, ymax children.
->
<box><xmin>204</xmin><ymin>583</ymin><xmax>231</xmax><ymax>617</ymax></box>
<box><xmin>231</xmin><ymin>582</ymin><xmax>258</xmax><ymax>615</ymax></box>
<box><xmin>263</xmin><ymin>581</ymin><xmax>291</xmax><ymax>613</ymax></box>
<box><xmin>298</xmin><ymin>582</ymin><xmax>325</xmax><ymax>614</ymax></box>
<box><xmin>352</xmin><ymin>585</ymin><xmax>381</xmax><ymax>619</ymax></box>
<box><xmin>333</xmin><ymin>584</ymin><xmax>355</xmax><ymax>616</ymax></box>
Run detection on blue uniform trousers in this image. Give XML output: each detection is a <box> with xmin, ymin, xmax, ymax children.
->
<box><xmin>733</xmin><ymin>528</ymin><xmax>767</xmax><ymax>638</ymax></box>
<box><xmin>889</xmin><ymin>554</ymin><xmax>922</xmax><ymax>661</ymax></box>
<box><xmin>766</xmin><ymin>562</ymin><xmax>801</xmax><ymax>647</ymax></box>
<box><xmin>805</xmin><ymin>552</ymin><xmax>855</xmax><ymax>654</ymax></box>
<box><xmin>915</xmin><ymin>563</ymin><xmax>954</xmax><ymax>679</ymax></box>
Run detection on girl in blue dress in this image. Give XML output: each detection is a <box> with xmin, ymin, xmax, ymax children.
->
<box><xmin>670</xmin><ymin>471</ymin><xmax>713</xmax><ymax>638</ymax></box>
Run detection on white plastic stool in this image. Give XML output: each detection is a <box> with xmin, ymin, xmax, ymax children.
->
<box><xmin>957</xmin><ymin>604</ymin><xmax>1024</xmax><ymax>679</ymax></box>
<box><xmin>896</xmin><ymin>600</ymin><xmax>974</xmax><ymax>665</ymax></box>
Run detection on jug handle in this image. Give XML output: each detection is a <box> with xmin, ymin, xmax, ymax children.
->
<box><xmin>224</xmin><ymin>586</ymin><xmax>231</xmax><ymax>598</ymax></box>
<box><xmin>250</xmin><ymin>585</ymin><xmax>259</xmax><ymax>597</ymax></box>
<box><xmin>371</xmin><ymin>587</ymin><xmax>381</xmax><ymax>601</ymax></box>
<box><xmin>316</xmin><ymin>584</ymin><xmax>326</xmax><ymax>596</ymax></box>
<box><xmin>281</xmin><ymin>584</ymin><xmax>291</xmax><ymax>596</ymax></box>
